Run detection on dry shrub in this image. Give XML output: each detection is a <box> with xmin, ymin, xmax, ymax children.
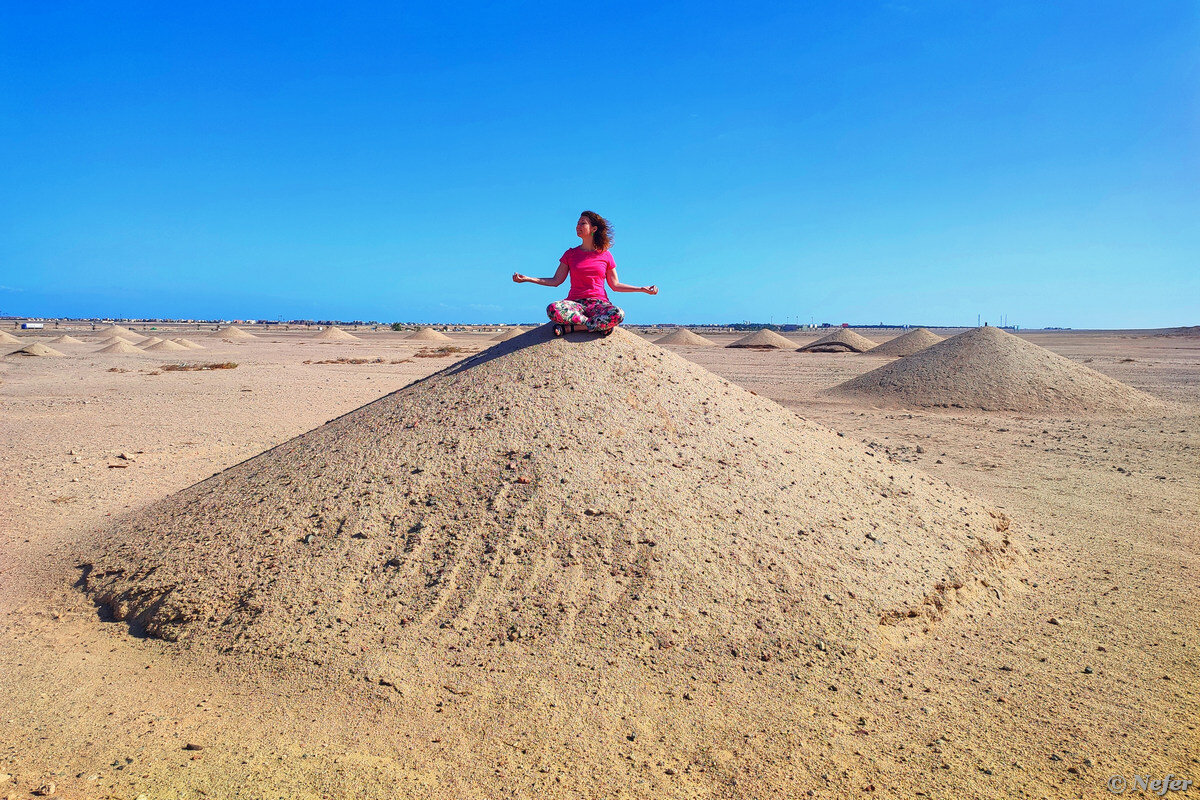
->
<box><xmin>305</xmin><ymin>357</ymin><xmax>386</xmax><ymax>365</ymax></box>
<box><xmin>415</xmin><ymin>346</ymin><xmax>470</xmax><ymax>358</ymax></box>
<box><xmin>107</xmin><ymin>367</ymin><xmax>129</xmax><ymax>373</ymax></box>
<box><xmin>160</xmin><ymin>362</ymin><xmax>238</xmax><ymax>372</ymax></box>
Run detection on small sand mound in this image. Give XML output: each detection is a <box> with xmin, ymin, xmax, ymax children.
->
<box><xmin>407</xmin><ymin>327</ymin><xmax>453</xmax><ymax>342</ymax></box>
<box><xmin>98</xmin><ymin>335</ymin><xmax>137</xmax><ymax>346</ymax></box>
<box><xmin>98</xmin><ymin>325</ymin><xmax>138</xmax><ymax>339</ymax></box>
<box><xmin>314</xmin><ymin>326</ymin><xmax>361</xmax><ymax>342</ymax></box>
<box><xmin>0</xmin><ymin>330</ymin><xmax>24</xmax><ymax>344</ymax></box>
<box><xmin>49</xmin><ymin>334</ymin><xmax>86</xmax><ymax>345</ymax></box>
<box><xmin>97</xmin><ymin>341</ymin><xmax>146</xmax><ymax>354</ymax></box>
<box><xmin>174</xmin><ymin>338</ymin><xmax>206</xmax><ymax>350</ymax></box>
<box><xmin>830</xmin><ymin>326</ymin><xmax>1159</xmax><ymax>413</ymax></box>
<box><xmin>83</xmin><ymin>325</ymin><xmax>1015</xmax><ymax>669</ymax></box>
<box><xmin>137</xmin><ymin>336</ymin><xmax>164</xmax><ymax>347</ymax></box>
<box><xmin>10</xmin><ymin>342</ymin><xmax>63</xmax><ymax>357</ymax></box>
<box><xmin>868</xmin><ymin>328</ymin><xmax>943</xmax><ymax>357</ymax></box>
<box><xmin>727</xmin><ymin>329</ymin><xmax>795</xmax><ymax>349</ymax></box>
<box><xmin>490</xmin><ymin>327</ymin><xmax>528</xmax><ymax>342</ymax></box>
<box><xmin>797</xmin><ymin>329</ymin><xmax>877</xmax><ymax>353</ymax></box>
<box><xmin>220</xmin><ymin>326</ymin><xmax>258</xmax><ymax>340</ymax></box>
<box><xmin>654</xmin><ymin>329</ymin><xmax>716</xmax><ymax>346</ymax></box>
<box><xmin>144</xmin><ymin>339</ymin><xmax>190</xmax><ymax>352</ymax></box>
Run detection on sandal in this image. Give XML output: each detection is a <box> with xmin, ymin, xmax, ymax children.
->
<box><xmin>553</xmin><ymin>323</ymin><xmax>566</xmax><ymax>337</ymax></box>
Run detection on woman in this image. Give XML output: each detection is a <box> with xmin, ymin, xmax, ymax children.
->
<box><xmin>512</xmin><ymin>211</ymin><xmax>658</xmax><ymax>336</ymax></box>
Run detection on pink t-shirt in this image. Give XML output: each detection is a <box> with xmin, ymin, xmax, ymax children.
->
<box><xmin>561</xmin><ymin>247</ymin><xmax>615</xmax><ymax>302</ymax></box>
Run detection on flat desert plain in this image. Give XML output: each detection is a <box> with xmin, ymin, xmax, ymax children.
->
<box><xmin>0</xmin><ymin>325</ymin><xmax>1196</xmax><ymax>799</ymax></box>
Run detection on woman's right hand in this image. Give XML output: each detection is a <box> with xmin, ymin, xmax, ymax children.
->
<box><xmin>512</xmin><ymin>273</ymin><xmax>526</xmax><ymax>283</ymax></box>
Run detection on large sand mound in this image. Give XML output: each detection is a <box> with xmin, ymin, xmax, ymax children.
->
<box><xmin>727</xmin><ymin>329</ymin><xmax>794</xmax><ymax>349</ymax></box>
<box><xmin>49</xmin><ymin>334</ymin><xmax>86</xmax><ymax>345</ymax></box>
<box><xmin>174</xmin><ymin>338</ymin><xmax>206</xmax><ymax>350</ymax></box>
<box><xmin>868</xmin><ymin>328</ymin><xmax>943</xmax><ymax>357</ymax></box>
<box><xmin>654</xmin><ymin>329</ymin><xmax>716</xmax><ymax>346</ymax></box>
<box><xmin>830</xmin><ymin>326</ymin><xmax>1159</xmax><ymax>413</ymax></box>
<box><xmin>220</xmin><ymin>326</ymin><xmax>258</xmax><ymax>340</ymax></box>
<box><xmin>315</xmin><ymin>326</ymin><xmax>361</xmax><ymax>342</ymax></box>
<box><xmin>9</xmin><ymin>342</ymin><xmax>63</xmax><ymax>357</ymax></box>
<box><xmin>144</xmin><ymin>339</ymin><xmax>190</xmax><ymax>352</ymax></box>
<box><xmin>0</xmin><ymin>330</ymin><xmax>24</xmax><ymax>344</ymax></box>
<box><xmin>490</xmin><ymin>327</ymin><xmax>528</xmax><ymax>342</ymax></box>
<box><xmin>407</xmin><ymin>327</ymin><xmax>453</xmax><ymax>342</ymax></box>
<box><xmin>797</xmin><ymin>329</ymin><xmax>877</xmax><ymax>353</ymax></box>
<box><xmin>84</xmin><ymin>326</ymin><xmax>1014</xmax><ymax>669</ymax></box>
<box><xmin>97</xmin><ymin>341</ymin><xmax>146</xmax><ymax>354</ymax></box>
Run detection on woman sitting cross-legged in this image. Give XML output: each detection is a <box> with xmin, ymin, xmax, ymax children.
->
<box><xmin>512</xmin><ymin>210</ymin><xmax>658</xmax><ymax>336</ymax></box>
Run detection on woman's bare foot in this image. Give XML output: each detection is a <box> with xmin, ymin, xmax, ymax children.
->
<box><xmin>554</xmin><ymin>323</ymin><xmax>588</xmax><ymax>336</ymax></box>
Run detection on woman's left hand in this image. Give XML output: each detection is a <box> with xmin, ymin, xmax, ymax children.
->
<box><xmin>644</xmin><ymin>285</ymin><xmax>659</xmax><ymax>295</ymax></box>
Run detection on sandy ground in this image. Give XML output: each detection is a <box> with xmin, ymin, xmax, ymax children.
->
<box><xmin>1</xmin><ymin>325</ymin><xmax>1197</xmax><ymax>799</ymax></box>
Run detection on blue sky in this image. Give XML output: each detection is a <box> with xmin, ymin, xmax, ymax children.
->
<box><xmin>2</xmin><ymin>1</ymin><xmax>1197</xmax><ymax>327</ymax></box>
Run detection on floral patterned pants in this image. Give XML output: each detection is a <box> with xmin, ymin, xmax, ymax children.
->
<box><xmin>546</xmin><ymin>298</ymin><xmax>625</xmax><ymax>332</ymax></box>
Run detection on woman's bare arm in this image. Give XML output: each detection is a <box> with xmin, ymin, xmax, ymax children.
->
<box><xmin>606</xmin><ymin>267</ymin><xmax>658</xmax><ymax>295</ymax></box>
<box><xmin>513</xmin><ymin>262</ymin><xmax>569</xmax><ymax>287</ymax></box>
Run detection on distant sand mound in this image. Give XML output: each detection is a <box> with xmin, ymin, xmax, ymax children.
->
<box><xmin>84</xmin><ymin>325</ymin><xmax>1015</xmax><ymax>668</ymax></box>
<box><xmin>98</xmin><ymin>335</ymin><xmax>137</xmax><ymax>346</ymax></box>
<box><xmin>655</xmin><ymin>329</ymin><xmax>716</xmax><ymax>346</ymax></box>
<box><xmin>490</xmin><ymin>327</ymin><xmax>528</xmax><ymax>342</ymax></box>
<box><xmin>10</xmin><ymin>342</ymin><xmax>63</xmax><ymax>357</ymax></box>
<box><xmin>727</xmin><ymin>329</ymin><xmax>795</xmax><ymax>349</ymax></box>
<box><xmin>49</xmin><ymin>334</ymin><xmax>86</xmax><ymax>345</ymax></box>
<box><xmin>0</xmin><ymin>330</ymin><xmax>25</xmax><ymax>344</ymax></box>
<box><xmin>138</xmin><ymin>336</ymin><xmax>164</xmax><ymax>347</ymax></box>
<box><xmin>97</xmin><ymin>341</ymin><xmax>146</xmax><ymax>354</ymax></box>
<box><xmin>98</xmin><ymin>325</ymin><xmax>138</xmax><ymax>339</ymax></box>
<box><xmin>868</xmin><ymin>328</ymin><xmax>942</xmax><ymax>357</ymax></box>
<box><xmin>220</xmin><ymin>326</ymin><xmax>257</xmax><ymax>340</ymax></box>
<box><xmin>144</xmin><ymin>339</ymin><xmax>189</xmax><ymax>352</ymax></box>
<box><xmin>174</xmin><ymin>338</ymin><xmax>205</xmax><ymax>350</ymax></box>
<box><xmin>407</xmin><ymin>327</ymin><xmax>453</xmax><ymax>342</ymax></box>
<box><xmin>797</xmin><ymin>329</ymin><xmax>877</xmax><ymax>353</ymax></box>
<box><xmin>830</xmin><ymin>326</ymin><xmax>1159</xmax><ymax>413</ymax></box>
<box><xmin>314</xmin><ymin>326</ymin><xmax>361</xmax><ymax>342</ymax></box>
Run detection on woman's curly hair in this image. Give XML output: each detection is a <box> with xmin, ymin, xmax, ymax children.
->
<box><xmin>581</xmin><ymin>210</ymin><xmax>612</xmax><ymax>251</ymax></box>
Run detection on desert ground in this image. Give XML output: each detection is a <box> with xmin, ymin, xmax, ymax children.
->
<box><xmin>1</xmin><ymin>323</ymin><xmax>1196</xmax><ymax>799</ymax></box>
